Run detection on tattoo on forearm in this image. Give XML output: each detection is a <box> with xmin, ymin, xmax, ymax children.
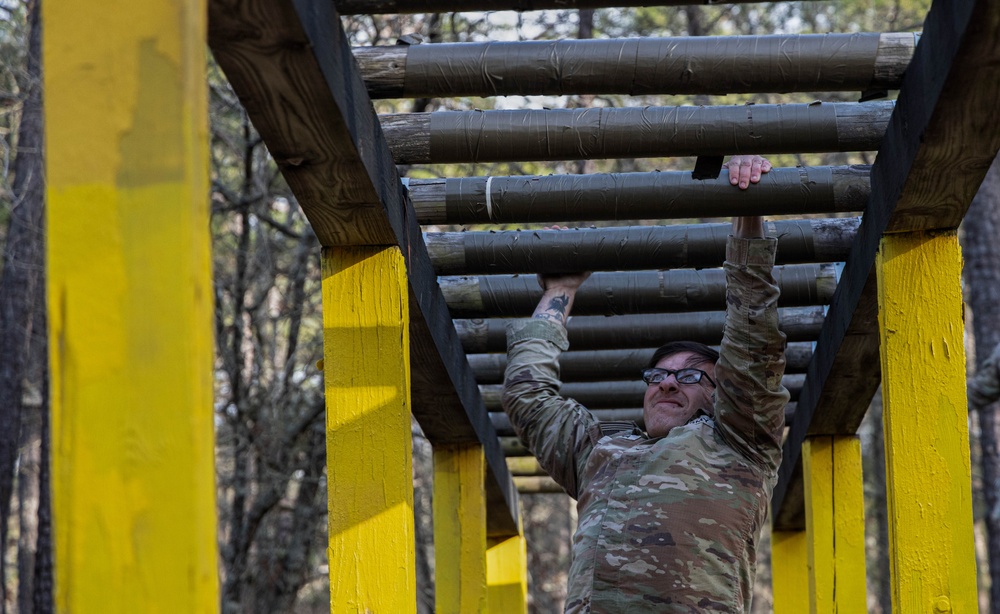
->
<box><xmin>547</xmin><ymin>295</ymin><xmax>570</xmax><ymax>315</ymax></box>
<box><xmin>533</xmin><ymin>293</ymin><xmax>571</xmax><ymax>324</ymax></box>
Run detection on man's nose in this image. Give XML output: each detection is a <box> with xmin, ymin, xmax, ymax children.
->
<box><xmin>657</xmin><ymin>375</ymin><xmax>679</xmax><ymax>391</ymax></box>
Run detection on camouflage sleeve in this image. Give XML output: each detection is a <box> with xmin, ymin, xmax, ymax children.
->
<box><xmin>501</xmin><ymin>319</ymin><xmax>599</xmax><ymax>499</ymax></box>
<box><xmin>713</xmin><ymin>236</ymin><xmax>791</xmax><ymax>471</ymax></box>
<box><xmin>970</xmin><ymin>342</ymin><xmax>1000</xmax><ymax>410</ymax></box>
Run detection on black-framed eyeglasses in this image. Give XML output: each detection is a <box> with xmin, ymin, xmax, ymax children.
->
<box><xmin>641</xmin><ymin>367</ymin><xmax>716</xmax><ymax>388</ymax></box>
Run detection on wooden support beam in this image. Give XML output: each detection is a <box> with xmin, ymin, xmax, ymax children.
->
<box><xmin>486</xmin><ymin>533</ymin><xmax>528</xmax><ymax>613</ymax></box>
<box><xmin>771</xmin><ymin>0</ymin><xmax>1000</xmax><ymax>530</ymax></box>
<box><xmin>434</xmin><ymin>444</ymin><xmax>488</xmax><ymax>613</ymax></box>
<box><xmin>877</xmin><ymin>232</ymin><xmax>977</xmax><ymax>613</ymax></box>
<box><xmin>45</xmin><ymin>0</ymin><xmax>219</xmax><ymax>609</ymax></box>
<box><xmin>357</xmin><ymin>34</ymin><xmax>915</xmax><ymax>99</ymax></box>
<box><xmin>323</xmin><ymin>247</ymin><xmax>416</xmax><ymax>611</ymax></box>
<box><xmin>512</xmin><ymin>476</ymin><xmax>565</xmax><ymax>494</ymax></box>
<box><xmin>441</xmin><ymin>264</ymin><xmax>836</xmax><ymax>318</ymax></box>
<box><xmin>500</xmin><ymin>437</ymin><xmax>532</xmax><ymax>457</ymax></box>
<box><xmin>506</xmin><ymin>456</ymin><xmax>544</xmax><ymax>477</ymax></box>
<box><xmin>336</xmin><ymin>0</ymin><xmax>806</xmax><ymax>15</ymax></box>
<box><xmin>409</xmin><ymin>166</ymin><xmax>869</xmax><ymax>225</ymax></box>
<box><xmin>208</xmin><ymin>0</ymin><xmax>520</xmax><ymax>535</ymax></box>
<box><xmin>803</xmin><ymin>436</ymin><xmax>867</xmax><ymax>613</ymax></box>
<box><xmin>480</xmin><ymin>375</ymin><xmax>804</xmax><ymax>411</ymax></box>
<box><xmin>468</xmin><ymin>342</ymin><xmax>814</xmax><ymax>384</ymax></box>
<box><xmin>383</xmin><ymin>102</ymin><xmax>893</xmax><ymax>164</ymax></box>
<box><xmin>427</xmin><ymin>218</ymin><xmax>858</xmax><ymax>276</ymax></box>
<box><xmin>457</xmin><ymin>306</ymin><xmax>825</xmax><ymax>353</ymax></box>
<box><xmin>771</xmin><ymin>531</ymin><xmax>810</xmax><ymax>614</ymax></box>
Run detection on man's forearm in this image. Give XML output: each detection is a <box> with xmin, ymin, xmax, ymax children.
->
<box><xmin>533</xmin><ymin>288</ymin><xmax>576</xmax><ymax>326</ymax></box>
<box><xmin>732</xmin><ymin>215</ymin><xmax>764</xmax><ymax>239</ymax></box>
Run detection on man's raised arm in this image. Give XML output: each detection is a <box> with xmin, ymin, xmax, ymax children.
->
<box><xmin>714</xmin><ymin>154</ymin><xmax>790</xmax><ymax>469</ymax></box>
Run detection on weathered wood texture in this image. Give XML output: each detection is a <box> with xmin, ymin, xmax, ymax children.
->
<box><xmin>383</xmin><ymin>102</ymin><xmax>894</xmax><ymax>164</ymax></box>
<box><xmin>440</xmin><ymin>264</ymin><xmax>837</xmax><ymax>318</ymax></box>
<box><xmin>336</xmin><ymin>0</ymin><xmax>787</xmax><ymax>14</ymax></box>
<box><xmin>772</xmin><ymin>0</ymin><xmax>1000</xmax><ymax>530</ymax></box>
<box><xmin>467</xmin><ymin>342</ymin><xmax>815</xmax><ymax>385</ymax></box>
<box><xmin>207</xmin><ymin>0</ymin><xmax>519</xmax><ymax>536</ymax></box>
<box><xmin>513</xmin><ymin>476</ymin><xmax>564</xmax><ymax>495</ymax></box>
<box><xmin>322</xmin><ymin>247</ymin><xmax>417</xmax><ymax>612</ymax></box>
<box><xmin>409</xmin><ymin>166</ymin><xmax>870</xmax><ymax>226</ymax></box>
<box><xmin>426</xmin><ymin>218</ymin><xmax>858</xmax><ymax>275</ymax></box>
<box><xmin>46</xmin><ymin>0</ymin><xmax>219</xmax><ymax>607</ymax></box>
<box><xmin>456</xmin><ymin>306</ymin><xmax>825</xmax><ymax>354</ymax></box>
<box><xmin>355</xmin><ymin>33</ymin><xmax>915</xmax><ymax>99</ymax></box>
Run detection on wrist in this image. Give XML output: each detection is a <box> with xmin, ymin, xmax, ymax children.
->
<box><xmin>732</xmin><ymin>215</ymin><xmax>764</xmax><ymax>239</ymax></box>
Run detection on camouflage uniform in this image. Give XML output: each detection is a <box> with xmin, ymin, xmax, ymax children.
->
<box><xmin>502</xmin><ymin>237</ymin><xmax>789</xmax><ymax>613</ymax></box>
<box><xmin>970</xmin><ymin>342</ymin><xmax>1000</xmax><ymax>410</ymax></box>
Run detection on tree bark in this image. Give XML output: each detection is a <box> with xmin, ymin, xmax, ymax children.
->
<box><xmin>0</xmin><ymin>1</ymin><xmax>43</xmax><ymax>607</ymax></box>
<box><xmin>962</xmin><ymin>154</ymin><xmax>1000</xmax><ymax>612</ymax></box>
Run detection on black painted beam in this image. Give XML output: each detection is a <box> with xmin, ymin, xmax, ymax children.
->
<box><xmin>208</xmin><ymin>0</ymin><xmax>519</xmax><ymax>536</ymax></box>
<box><xmin>771</xmin><ymin>0</ymin><xmax>1000</xmax><ymax>530</ymax></box>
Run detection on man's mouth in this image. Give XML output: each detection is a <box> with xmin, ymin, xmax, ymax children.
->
<box><xmin>654</xmin><ymin>398</ymin><xmax>683</xmax><ymax>408</ymax></box>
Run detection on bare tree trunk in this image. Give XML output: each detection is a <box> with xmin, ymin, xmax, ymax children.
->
<box><xmin>864</xmin><ymin>387</ymin><xmax>892</xmax><ymax>613</ymax></box>
<box><xmin>16</xmin><ymin>409</ymin><xmax>40</xmax><ymax>614</ymax></box>
<box><xmin>32</xmin><ymin>346</ymin><xmax>52</xmax><ymax>614</ymax></box>
<box><xmin>962</xmin><ymin>155</ymin><xmax>1000</xmax><ymax>612</ymax></box>
<box><xmin>524</xmin><ymin>495</ymin><xmax>572</xmax><ymax>613</ymax></box>
<box><xmin>0</xmin><ymin>1</ymin><xmax>43</xmax><ymax>607</ymax></box>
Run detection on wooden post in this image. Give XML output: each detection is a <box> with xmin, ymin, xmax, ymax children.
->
<box><xmin>45</xmin><ymin>0</ymin><xmax>217</xmax><ymax>609</ymax></box>
<box><xmin>323</xmin><ymin>246</ymin><xmax>416</xmax><ymax>612</ymax></box>
<box><xmin>434</xmin><ymin>444</ymin><xmax>488</xmax><ymax>613</ymax></box>
<box><xmin>876</xmin><ymin>231</ymin><xmax>978</xmax><ymax>613</ymax></box>
<box><xmin>772</xmin><ymin>530</ymin><xmax>809</xmax><ymax>614</ymax></box>
<box><xmin>487</xmin><ymin>532</ymin><xmax>528</xmax><ymax>613</ymax></box>
<box><xmin>803</xmin><ymin>436</ymin><xmax>867</xmax><ymax>613</ymax></box>
<box><xmin>44</xmin><ymin>0</ymin><xmax>217</xmax><ymax>609</ymax></box>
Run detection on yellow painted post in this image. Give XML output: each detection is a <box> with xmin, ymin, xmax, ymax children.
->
<box><xmin>487</xmin><ymin>532</ymin><xmax>528</xmax><ymax>614</ymax></box>
<box><xmin>323</xmin><ymin>246</ymin><xmax>416</xmax><ymax>612</ymax></box>
<box><xmin>803</xmin><ymin>436</ymin><xmax>867</xmax><ymax>613</ymax></box>
<box><xmin>877</xmin><ymin>231</ymin><xmax>978</xmax><ymax>613</ymax></box>
<box><xmin>434</xmin><ymin>444</ymin><xmax>488</xmax><ymax>613</ymax></box>
<box><xmin>45</xmin><ymin>0</ymin><xmax>217</xmax><ymax>610</ymax></box>
<box><xmin>771</xmin><ymin>530</ymin><xmax>809</xmax><ymax>614</ymax></box>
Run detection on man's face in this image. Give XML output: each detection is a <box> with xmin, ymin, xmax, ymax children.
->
<box><xmin>643</xmin><ymin>351</ymin><xmax>716</xmax><ymax>438</ymax></box>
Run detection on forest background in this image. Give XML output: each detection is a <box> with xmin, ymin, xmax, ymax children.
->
<box><xmin>2</xmin><ymin>0</ymin><xmax>1000</xmax><ymax>612</ymax></box>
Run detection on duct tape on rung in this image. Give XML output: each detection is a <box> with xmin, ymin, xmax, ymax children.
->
<box><xmin>485</xmin><ymin>176</ymin><xmax>494</xmax><ymax>221</ymax></box>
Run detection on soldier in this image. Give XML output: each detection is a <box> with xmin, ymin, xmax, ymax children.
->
<box><xmin>970</xmin><ymin>342</ymin><xmax>1000</xmax><ymax>411</ymax></box>
<box><xmin>501</xmin><ymin>155</ymin><xmax>788</xmax><ymax>612</ymax></box>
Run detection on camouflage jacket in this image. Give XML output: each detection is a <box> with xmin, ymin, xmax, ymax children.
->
<box><xmin>502</xmin><ymin>237</ymin><xmax>789</xmax><ymax>613</ymax></box>
<box><xmin>970</xmin><ymin>342</ymin><xmax>1000</xmax><ymax>410</ymax></box>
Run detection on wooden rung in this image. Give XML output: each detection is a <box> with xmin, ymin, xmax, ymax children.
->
<box><xmin>455</xmin><ymin>306</ymin><xmax>825</xmax><ymax>353</ymax></box>
<box><xmin>426</xmin><ymin>218</ymin><xmax>858</xmax><ymax>276</ymax></box>
<box><xmin>491</xmin><ymin>404</ymin><xmax>798</xmax><ymax>437</ymax></box>
<box><xmin>381</xmin><ymin>101</ymin><xmax>894</xmax><ymax>164</ymax></box>
<box><xmin>481</xmin><ymin>375</ymin><xmax>804</xmax><ymax>411</ymax></box>
<box><xmin>408</xmin><ymin>165</ymin><xmax>869</xmax><ymax>225</ymax></box>
<box><xmin>440</xmin><ymin>264</ymin><xmax>837</xmax><ymax>318</ymax></box>
<box><xmin>356</xmin><ymin>33</ymin><xmax>915</xmax><ymax>99</ymax></box>
<box><xmin>467</xmin><ymin>342</ymin><xmax>815</xmax><ymax>384</ymax></box>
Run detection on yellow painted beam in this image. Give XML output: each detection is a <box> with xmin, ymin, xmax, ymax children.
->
<box><xmin>877</xmin><ymin>231</ymin><xmax>978</xmax><ymax>613</ymax></box>
<box><xmin>772</xmin><ymin>530</ymin><xmax>809</xmax><ymax>614</ymax></box>
<box><xmin>434</xmin><ymin>444</ymin><xmax>488</xmax><ymax>613</ymax></box>
<box><xmin>486</xmin><ymin>532</ymin><xmax>528</xmax><ymax>614</ymax></box>
<box><xmin>45</xmin><ymin>0</ymin><xmax>217</xmax><ymax>610</ymax></box>
<box><xmin>803</xmin><ymin>436</ymin><xmax>867</xmax><ymax>613</ymax></box>
<box><xmin>323</xmin><ymin>246</ymin><xmax>416</xmax><ymax>612</ymax></box>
